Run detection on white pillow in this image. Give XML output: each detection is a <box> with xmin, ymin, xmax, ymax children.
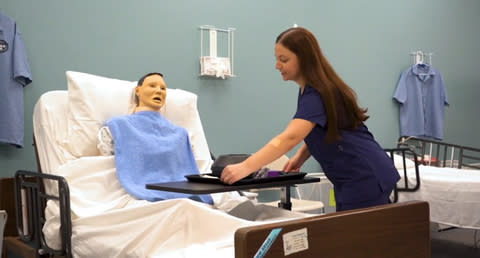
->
<box><xmin>64</xmin><ymin>71</ymin><xmax>212</xmax><ymax>170</ymax></box>
<box><xmin>65</xmin><ymin>71</ymin><xmax>136</xmax><ymax>157</ymax></box>
<box><xmin>387</xmin><ymin>152</ymin><xmax>416</xmax><ymax>170</ymax></box>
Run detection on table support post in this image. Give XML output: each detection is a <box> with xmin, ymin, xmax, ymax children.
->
<box><xmin>278</xmin><ymin>186</ymin><xmax>292</xmax><ymax>210</ymax></box>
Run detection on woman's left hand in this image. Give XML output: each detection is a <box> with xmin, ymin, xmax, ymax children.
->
<box><xmin>220</xmin><ymin>162</ymin><xmax>255</xmax><ymax>185</ymax></box>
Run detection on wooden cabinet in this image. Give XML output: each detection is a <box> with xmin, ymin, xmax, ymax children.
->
<box><xmin>0</xmin><ymin>177</ymin><xmax>17</xmax><ymax>236</ymax></box>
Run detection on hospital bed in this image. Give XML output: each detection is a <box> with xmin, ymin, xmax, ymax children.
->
<box><xmin>393</xmin><ymin>136</ymin><xmax>480</xmax><ymax>230</ymax></box>
<box><xmin>4</xmin><ymin>71</ymin><xmax>431</xmax><ymax>257</ymax></box>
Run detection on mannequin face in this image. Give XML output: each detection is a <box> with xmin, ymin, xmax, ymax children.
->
<box><xmin>135</xmin><ymin>74</ymin><xmax>167</xmax><ymax>112</ymax></box>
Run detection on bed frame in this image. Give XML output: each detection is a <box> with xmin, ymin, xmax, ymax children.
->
<box><xmin>397</xmin><ymin>136</ymin><xmax>480</xmax><ymax>169</ymax></box>
<box><xmin>3</xmin><ymin>129</ymin><xmax>428</xmax><ymax>258</ymax></box>
<box><xmin>386</xmin><ymin>136</ymin><xmax>480</xmax><ymax>204</ymax></box>
<box><xmin>6</xmin><ymin>170</ymin><xmax>72</xmax><ymax>258</ymax></box>
<box><xmin>235</xmin><ymin>200</ymin><xmax>430</xmax><ymax>258</ymax></box>
<box><xmin>394</xmin><ymin>136</ymin><xmax>480</xmax><ymax>232</ymax></box>
<box><xmin>4</xmin><ymin>147</ymin><xmax>424</xmax><ymax>258</ymax></box>
<box><xmin>3</xmin><ymin>135</ymin><xmax>72</xmax><ymax>258</ymax></box>
<box><xmin>6</xmin><ymin>171</ymin><xmax>431</xmax><ymax>258</ymax></box>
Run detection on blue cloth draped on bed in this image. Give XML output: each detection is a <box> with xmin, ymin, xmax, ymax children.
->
<box><xmin>106</xmin><ymin>111</ymin><xmax>213</xmax><ymax>204</ymax></box>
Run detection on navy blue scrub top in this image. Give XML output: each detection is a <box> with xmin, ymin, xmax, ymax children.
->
<box><xmin>294</xmin><ymin>85</ymin><xmax>400</xmax><ymax>204</ymax></box>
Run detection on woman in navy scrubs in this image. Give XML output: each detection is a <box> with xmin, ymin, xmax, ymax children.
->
<box><xmin>220</xmin><ymin>27</ymin><xmax>400</xmax><ymax>211</ymax></box>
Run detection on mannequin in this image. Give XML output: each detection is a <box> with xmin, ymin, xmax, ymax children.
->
<box><xmin>97</xmin><ymin>72</ymin><xmax>212</xmax><ymax>204</ymax></box>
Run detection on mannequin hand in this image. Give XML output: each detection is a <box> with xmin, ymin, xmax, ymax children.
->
<box><xmin>220</xmin><ymin>162</ymin><xmax>255</xmax><ymax>185</ymax></box>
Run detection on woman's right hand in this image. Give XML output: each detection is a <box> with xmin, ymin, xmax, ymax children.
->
<box><xmin>220</xmin><ymin>162</ymin><xmax>256</xmax><ymax>185</ymax></box>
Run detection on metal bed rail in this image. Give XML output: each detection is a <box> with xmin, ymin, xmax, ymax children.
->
<box><xmin>384</xmin><ymin>148</ymin><xmax>420</xmax><ymax>203</ymax></box>
<box><xmin>397</xmin><ymin>136</ymin><xmax>480</xmax><ymax>169</ymax></box>
<box><xmin>14</xmin><ymin>170</ymin><xmax>72</xmax><ymax>258</ymax></box>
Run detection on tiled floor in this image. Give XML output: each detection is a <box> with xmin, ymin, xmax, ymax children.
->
<box><xmin>430</xmin><ymin>224</ymin><xmax>480</xmax><ymax>258</ymax></box>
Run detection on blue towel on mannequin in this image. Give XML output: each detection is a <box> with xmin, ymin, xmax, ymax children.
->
<box><xmin>106</xmin><ymin>111</ymin><xmax>213</xmax><ymax>204</ymax></box>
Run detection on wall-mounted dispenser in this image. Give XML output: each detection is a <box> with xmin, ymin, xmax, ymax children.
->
<box><xmin>199</xmin><ymin>25</ymin><xmax>235</xmax><ymax>79</ymax></box>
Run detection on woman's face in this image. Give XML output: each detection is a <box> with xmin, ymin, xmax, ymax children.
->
<box><xmin>135</xmin><ymin>74</ymin><xmax>167</xmax><ymax>111</ymax></box>
<box><xmin>274</xmin><ymin>43</ymin><xmax>304</xmax><ymax>86</ymax></box>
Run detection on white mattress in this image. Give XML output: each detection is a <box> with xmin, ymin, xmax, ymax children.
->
<box><xmin>398</xmin><ymin>165</ymin><xmax>480</xmax><ymax>229</ymax></box>
<box><xmin>33</xmin><ymin>90</ymin><xmax>308</xmax><ymax>257</ymax></box>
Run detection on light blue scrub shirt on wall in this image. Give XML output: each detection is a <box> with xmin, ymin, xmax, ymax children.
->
<box><xmin>294</xmin><ymin>85</ymin><xmax>400</xmax><ymax>211</ymax></box>
<box><xmin>393</xmin><ymin>64</ymin><xmax>448</xmax><ymax>140</ymax></box>
<box><xmin>0</xmin><ymin>12</ymin><xmax>32</xmax><ymax>147</ymax></box>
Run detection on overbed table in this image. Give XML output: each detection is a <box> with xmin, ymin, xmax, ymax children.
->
<box><xmin>146</xmin><ymin>176</ymin><xmax>320</xmax><ymax>210</ymax></box>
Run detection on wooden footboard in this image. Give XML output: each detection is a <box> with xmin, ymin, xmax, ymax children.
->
<box><xmin>235</xmin><ymin>200</ymin><xmax>430</xmax><ymax>258</ymax></box>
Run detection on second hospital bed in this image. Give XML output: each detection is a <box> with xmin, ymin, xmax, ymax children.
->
<box><xmin>6</xmin><ymin>71</ymin><xmax>431</xmax><ymax>257</ymax></box>
<box><xmin>392</xmin><ymin>136</ymin><xmax>480</xmax><ymax>230</ymax></box>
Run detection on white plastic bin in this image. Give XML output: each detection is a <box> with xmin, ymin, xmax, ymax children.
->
<box><xmin>294</xmin><ymin>173</ymin><xmax>336</xmax><ymax>213</ymax></box>
<box><xmin>257</xmin><ymin>173</ymin><xmax>336</xmax><ymax>214</ymax></box>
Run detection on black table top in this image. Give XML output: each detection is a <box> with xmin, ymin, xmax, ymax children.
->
<box><xmin>145</xmin><ymin>176</ymin><xmax>320</xmax><ymax>195</ymax></box>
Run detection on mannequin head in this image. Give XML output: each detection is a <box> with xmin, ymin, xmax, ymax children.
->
<box><xmin>134</xmin><ymin>72</ymin><xmax>166</xmax><ymax>112</ymax></box>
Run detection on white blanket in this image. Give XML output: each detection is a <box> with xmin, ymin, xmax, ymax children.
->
<box><xmin>398</xmin><ymin>165</ymin><xmax>480</xmax><ymax>229</ymax></box>
<box><xmin>43</xmin><ymin>156</ymin><xmax>308</xmax><ymax>257</ymax></box>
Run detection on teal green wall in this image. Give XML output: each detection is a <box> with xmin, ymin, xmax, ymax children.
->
<box><xmin>1</xmin><ymin>0</ymin><xmax>479</xmax><ymax>177</ymax></box>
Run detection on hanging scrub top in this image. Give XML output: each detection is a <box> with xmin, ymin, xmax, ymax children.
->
<box><xmin>393</xmin><ymin>63</ymin><xmax>448</xmax><ymax>140</ymax></box>
<box><xmin>0</xmin><ymin>12</ymin><xmax>32</xmax><ymax>147</ymax></box>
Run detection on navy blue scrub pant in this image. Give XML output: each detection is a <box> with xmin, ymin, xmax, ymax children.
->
<box><xmin>335</xmin><ymin>190</ymin><xmax>392</xmax><ymax>212</ymax></box>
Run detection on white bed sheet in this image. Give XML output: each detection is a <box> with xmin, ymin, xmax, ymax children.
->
<box><xmin>43</xmin><ymin>156</ymin><xmax>305</xmax><ymax>257</ymax></box>
<box><xmin>34</xmin><ymin>89</ymin><xmax>309</xmax><ymax>257</ymax></box>
<box><xmin>398</xmin><ymin>165</ymin><xmax>480</xmax><ymax>229</ymax></box>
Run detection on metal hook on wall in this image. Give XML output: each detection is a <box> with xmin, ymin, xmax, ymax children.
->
<box><xmin>410</xmin><ymin>50</ymin><xmax>433</xmax><ymax>66</ymax></box>
<box><xmin>415</xmin><ymin>51</ymin><xmax>424</xmax><ymax>65</ymax></box>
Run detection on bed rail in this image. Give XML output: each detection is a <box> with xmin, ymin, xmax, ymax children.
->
<box><xmin>384</xmin><ymin>147</ymin><xmax>420</xmax><ymax>203</ymax></box>
<box><xmin>13</xmin><ymin>170</ymin><xmax>72</xmax><ymax>258</ymax></box>
<box><xmin>397</xmin><ymin>136</ymin><xmax>480</xmax><ymax>169</ymax></box>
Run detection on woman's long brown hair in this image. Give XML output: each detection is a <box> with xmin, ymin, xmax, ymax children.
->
<box><xmin>276</xmin><ymin>27</ymin><xmax>369</xmax><ymax>143</ymax></box>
